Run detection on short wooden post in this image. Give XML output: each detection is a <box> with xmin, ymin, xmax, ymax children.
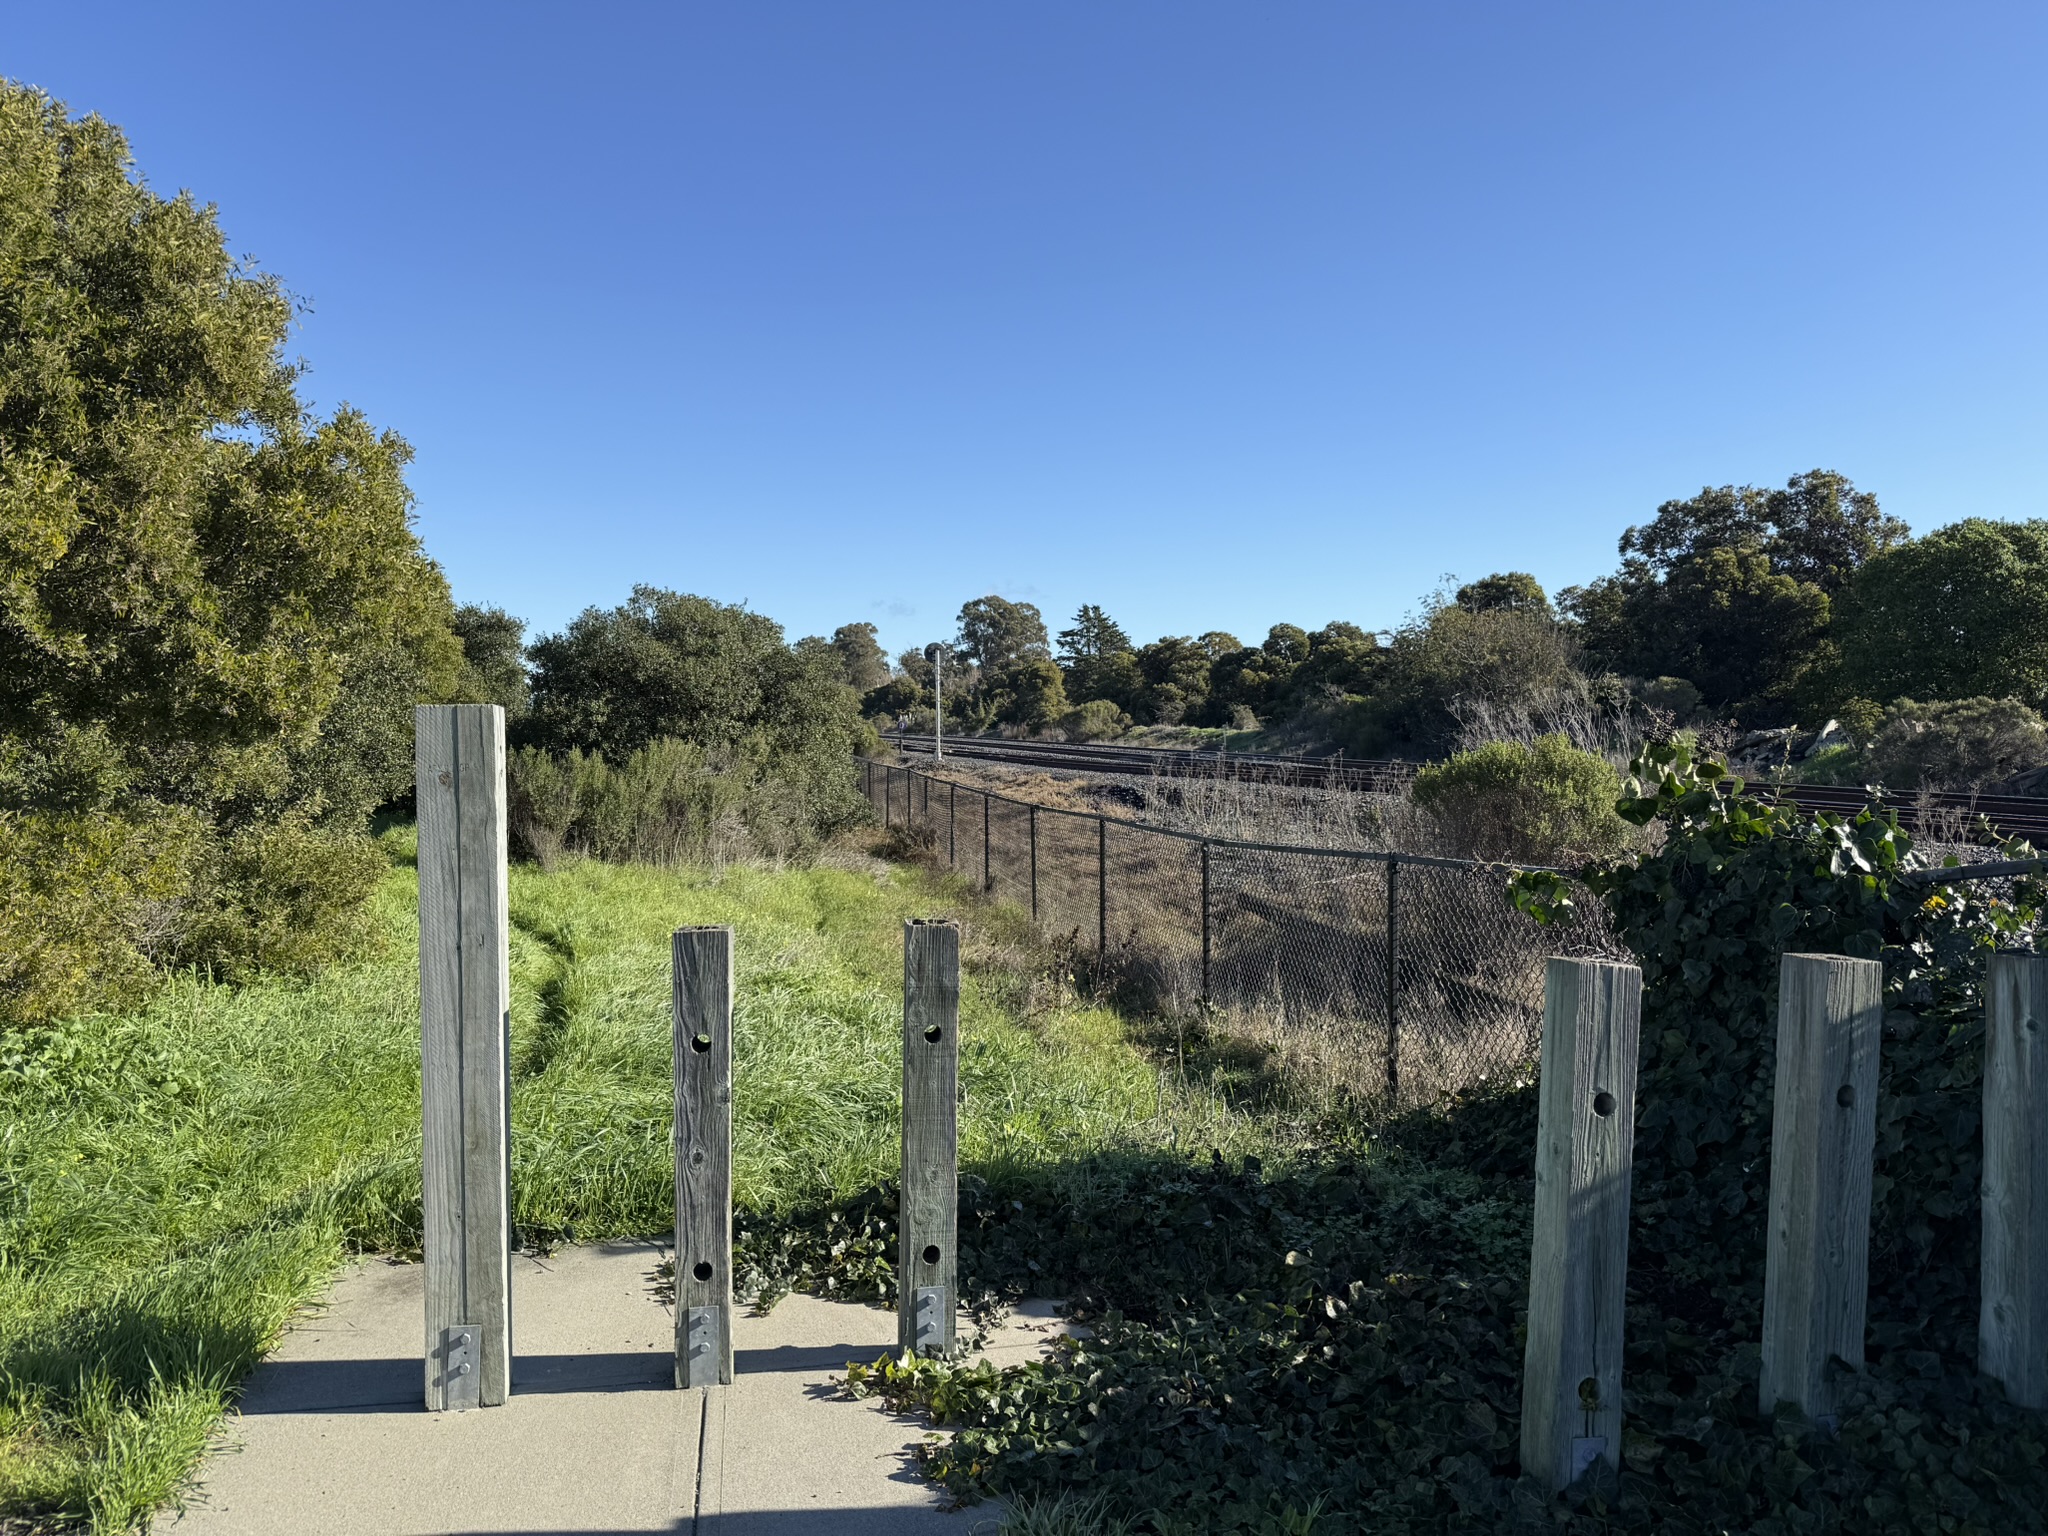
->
<box><xmin>1759</xmin><ymin>954</ymin><xmax>1882</xmax><ymax>1422</ymax></box>
<box><xmin>674</xmin><ymin>926</ymin><xmax>735</xmax><ymax>1388</ymax></box>
<box><xmin>416</xmin><ymin>704</ymin><xmax>513</xmax><ymax>1412</ymax></box>
<box><xmin>1521</xmin><ymin>957</ymin><xmax>1642</xmax><ymax>1489</ymax></box>
<box><xmin>1982</xmin><ymin>950</ymin><xmax>2048</xmax><ymax>1408</ymax></box>
<box><xmin>900</xmin><ymin>920</ymin><xmax>960</xmax><ymax>1358</ymax></box>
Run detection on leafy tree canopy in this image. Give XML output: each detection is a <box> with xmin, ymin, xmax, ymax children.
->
<box><xmin>1620</xmin><ymin>468</ymin><xmax>1904</xmax><ymax>595</ymax></box>
<box><xmin>525</xmin><ymin>587</ymin><xmax>861</xmax><ymax>770</ymax></box>
<box><xmin>1834</xmin><ymin>519</ymin><xmax>2048</xmax><ymax>708</ymax></box>
<box><xmin>1454</xmin><ymin>571</ymin><xmax>1550</xmax><ymax>615</ymax></box>
<box><xmin>1055</xmin><ymin>604</ymin><xmax>1133</xmax><ymax>662</ymax></box>
<box><xmin>828</xmin><ymin>621</ymin><xmax>891</xmax><ymax>692</ymax></box>
<box><xmin>453</xmin><ymin>605</ymin><xmax>529</xmax><ymax>722</ymax></box>
<box><xmin>956</xmin><ymin>595</ymin><xmax>1048</xmax><ymax>672</ymax></box>
<box><xmin>0</xmin><ymin>84</ymin><xmax>463</xmax><ymax>1022</ymax></box>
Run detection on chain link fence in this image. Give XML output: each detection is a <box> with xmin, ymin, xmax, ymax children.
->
<box><xmin>861</xmin><ymin>756</ymin><xmax>1626</xmax><ymax>1112</ymax></box>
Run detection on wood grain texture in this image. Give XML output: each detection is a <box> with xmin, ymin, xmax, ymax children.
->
<box><xmin>1982</xmin><ymin>951</ymin><xmax>2048</xmax><ymax>1408</ymax></box>
<box><xmin>1759</xmin><ymin>954</ymin><xmax>1882</xmax><ymax>1419</ymax></box>
<box><xmin>1521</xmin><ymin>957</ymin><xmax>1642</xmax><ymax>1490</ymax></box>
<box><xmin>674</xmin><ymin>926</ymin><xmax>735</xmax><ymax>1387</ymax></box>
<box><xmin>416</xmin><ymin>704</ymin><xmax>512</xmax><ymax>1410</ymax></box>
<box><xmin>899</xmin><ymin>920</ymin><xmax>960</xmax><ymax>1357</ymax></box>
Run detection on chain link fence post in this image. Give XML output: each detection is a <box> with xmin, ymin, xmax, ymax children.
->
<box><xmin>1029</xmin><ymin>804</ymin><xmax>1039</xmax><ymax>922</ymax></box>
<box><xmin>1200</xmin><ymin>840</ymin><xmax>1212</xmax><ymax>1005</ymax></box>
<box><xmin>1097</xmin><ymin>816</ymin><xmax>1108</xmax><ymax>956</ymax></box>
<box><xmin>1385</xmin><ymin>855</ymin><xmax>1401</xmax><ymax>1107</ymax></box>
<box><xmin>982</xmin><ymin>792</ymin><xmax>991</xmax><ymax>893</ymax></box>
<box><xmin>948</xmin><ymin>780</ymin><xmax>956</xmax><ymax>867</ymax></box>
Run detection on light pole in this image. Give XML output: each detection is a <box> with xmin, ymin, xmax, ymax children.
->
<box><xmin>925</xmin><ymin>642</ymin><xmax>944</xmax><ymax>761</ymax></box>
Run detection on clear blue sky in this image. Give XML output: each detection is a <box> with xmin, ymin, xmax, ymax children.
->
<box><xmin>11</xmin><ymin>4</ymin><xmax>2044</xmax><ymax>660</ymax></box>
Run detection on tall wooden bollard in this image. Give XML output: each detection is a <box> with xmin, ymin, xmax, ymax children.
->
<box><xmin>416</xmin><ymin>704</ymin><xmax>513</xmax><ymax>1411</ymax></box>
<box><xmin>1521</xmin><ymin>958</ymin><xmax>1642</xmax><ymax>1490</ymax></box>
<box><xmin>674</xmin><ymin>926</ymin><xmax>735</xmax><ymax>1388</ymax></box>
<box><xmin>900</xmin><ymin>920</ymin><xmax>960</xmax><ymax>1358</ymax></box>
<box><xmin>1982</xmin><ymin>951</ymin><xmax>2048</xmax><ymax>1408</ymax></box>
<box><xmin>1759</xmin><ymin>954</ymin><xmax>1882</xmax><ymax>1422</ymax></box>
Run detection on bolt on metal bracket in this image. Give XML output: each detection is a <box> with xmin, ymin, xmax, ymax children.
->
<box><xmin>438</xmin><ymin>1324</ymin><xmax>480</xmax><ymax>1411</ymax></box>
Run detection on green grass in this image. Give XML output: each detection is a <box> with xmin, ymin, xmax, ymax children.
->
<box><xmin>0</xmin><ymin>831</ymin><xmax>1236</xmax><ymax>1532</ymax></box>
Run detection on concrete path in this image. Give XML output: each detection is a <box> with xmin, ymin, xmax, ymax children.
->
<box><xmin>166</xmin><ymin>1243</ymin><xmax>1065</xmax><ymax>1535</ymax></box>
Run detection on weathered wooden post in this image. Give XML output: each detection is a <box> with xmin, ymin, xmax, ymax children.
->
<box><xmin>1982</xmin><ymin>950</ymin><xmax>2048</xmax><ymax>1408</ymax></box>
<box><xmin>416</xmin><ymin>704</ymin><xmax>513</xmax><ymax>1412</ymax></box>
<box><xmin>900</xmin><ymin>920</ymin><xmax>960</xmax><ymax>1358</ymax></box>
<box><xmin>1521</xmin><ymin>957</ymin><xmax>1642</xmax><ymax>1489</ymax></box>
<box><xmin>674</xmin><ymin>926</ymin><xmax>735</xmax><ymax>1388</ymax></box>
<box><xmin>1759</xmin><ymin>954</ymin><xmax>1882</xmax><ymax>1422</ymax></box>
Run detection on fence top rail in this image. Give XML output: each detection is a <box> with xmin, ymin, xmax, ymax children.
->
<box><xmin>1902</xmin><ymin>857</ymin><xmax>2048</xmax><ymax>886</ymax></box>
<box><xmin>860</xmin><ymin>754</ymin><xmax>1564</xmax><ymax>876</ymax></box>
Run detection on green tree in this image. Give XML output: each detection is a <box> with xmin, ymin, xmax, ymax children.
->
<box><xmin>956</xmin><ymin>595</ymin><xmax>1049</xmax><ymax>672</ymax></box>
<box><xmin>1138</xmin><ymin>638</ymin><xmax>1212</xmax><ymax>729</ymax></box>
<box><xmin>453</xmin><ymin>605</ymin><xmax>530</xmax><ymax>722</ymax></box>
<box><xmin>989</xmin><ymin>658</ymin><xmax>1069</xmax><ymax>732</ymax></box>
<box><xmin>1454</xmin><ymin>572</ymin><xmax>1550</xmax><ymax>615</ymax></box>
<box><xmin>1561</xmin><ymin>469</ymin><xmax>1891</xmax><ymax>718</ymax></box>
<box><xmin>1057</xmin><ymin>604</ymin><xmax>1139</xmax><ymax>704</ymax></box>
<box><xmin>1864</xmin><ymin>697</ymin><xmax>2048</xmax><ymax>790</ymax></box>
<box><xmin>828</xmin><ymin>621</ymin><xmax>891</xmax><ymax>692</ymax></box>
<box><xmin>1834</xmin><ymin>519</ymin><xmax>2048</xmax><ymax>708</ymax></box>
<box><xmin>1056</xmin><ymin>604</ymin><xmax>1134</xmax><ymax>662</ymax></box>
<box><xmin>0</xmin><ymin>84</ymin><xmax>461</xmax><ymax>1019</ymax></box>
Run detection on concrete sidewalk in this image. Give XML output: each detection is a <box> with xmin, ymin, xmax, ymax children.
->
<box><xmin>167</xmin><ymin>1243</ymin><xmax>1063</xmax><ymax>1535</ymax></box>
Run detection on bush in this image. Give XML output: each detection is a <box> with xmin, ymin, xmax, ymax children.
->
<box><xmin>1348</xmin><ymin>601</ymin><xmax>1575</xmax><ymax>757</ymax></box>
<box><xmin>1058</xmin><ymin>700</ymin><xmax>1131</xmax><ymax>743</ymax></box>
<box><xmin>1410</xmin><ymin>734</ymin><xmax>1634</xmax><ymax>864</ymax></box>
<box><xmin>508</xmin><ymin>736</ymin><xmax>861</xmax><ymax>868</ymax></box>
<box><xmin>1865</xmin><ymin>696</ymin><xmax>2048</xmax><ymax>789</ymax></box>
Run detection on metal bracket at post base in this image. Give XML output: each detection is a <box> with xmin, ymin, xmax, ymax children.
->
<box><xmin>437</xmin><ymin>1324</ymin><xmax>481</xmax><ymax>1411</ymax></box>
<box><xmin>912</xmin><ymin>1287</ymin><xmax>947</xmax><ymax>1357</ymax></box>
<box><xmin>681</xmin><ymin>1305</ymin><xmax>725</xmax><ymax>1389</ymax></box>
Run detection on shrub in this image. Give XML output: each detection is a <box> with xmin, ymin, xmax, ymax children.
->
<box><xmin>0</xmin><ymin>809</ymin><xmax>192</xmax><ymax>1026</ymax></box>
<box><xmin>1057</xmin><ymin>700</ymin><xmax>1130</xmax><ymax>743</ymax></box>
<box><xmin>1865</xmin><ymin>695</ymin><xmax>2048</xmax><ymax>789</ymax></box>
<box><xmin>507</xmin><ymin>736</ymin><xmax>861</xmax><ymax>868</ymax></box>
<box><xmin>1410</xmin><ymin>734</ymin><xmax>1633</xmax><ymax>864</ymax></box>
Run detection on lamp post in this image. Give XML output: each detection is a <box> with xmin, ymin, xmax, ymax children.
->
<box><xmin>926</xmin><ymin>642</ymin><xmax>944</xmax><ymax>761</ymax></box>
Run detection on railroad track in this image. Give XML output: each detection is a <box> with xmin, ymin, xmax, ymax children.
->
<box><xmin>884</xmin><ymin>733</ymin><xmax>2048</xmax><ymax>845</ymax></box>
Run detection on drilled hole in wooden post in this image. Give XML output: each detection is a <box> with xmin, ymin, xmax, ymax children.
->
<box><xmin>691</xmin><ymin>1032</ymin><xmax>712</xmax><ymax>1054</ymax></box>
<box><xmin>1577</xmin><ymin>1376</ymin><xmax>1601</xmax><ymax>1409</ymax></box>
<box><xmin>1592</xmin><ymin>1091</ymin><xmax>1616</xmax><ymax>1117</ymax></box>
<box><xmin>693</xmin><ymin>1260</ymin><xmax>713</xmax><ymax>1282</ymax></box>
<box><xmin>924</xmin><ymin>1024</ymin><xmax>942</xmax><ymax>1044</ymax></box>
<box><xmin>922</xmin><ymin>1244</ymin><xmax>941</xmax><ymax>1265</ymax></box>
<box><xmin>1836</xmin><ymin>1083</ymin><xmax>1855</xmax><ymax>1108</ymax></box>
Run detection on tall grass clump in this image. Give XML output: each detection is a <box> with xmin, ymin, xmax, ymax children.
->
<box><xmin>508</xmin><ymin>736</ymin><xmax>866</xmax><ymax>868</ymax></box>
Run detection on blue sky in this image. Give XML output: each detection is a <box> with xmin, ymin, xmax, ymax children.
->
<box><xmin>11</xmin><ymin>4</ymin><xmax>2044</xmax><ymax>660</ymax></box>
